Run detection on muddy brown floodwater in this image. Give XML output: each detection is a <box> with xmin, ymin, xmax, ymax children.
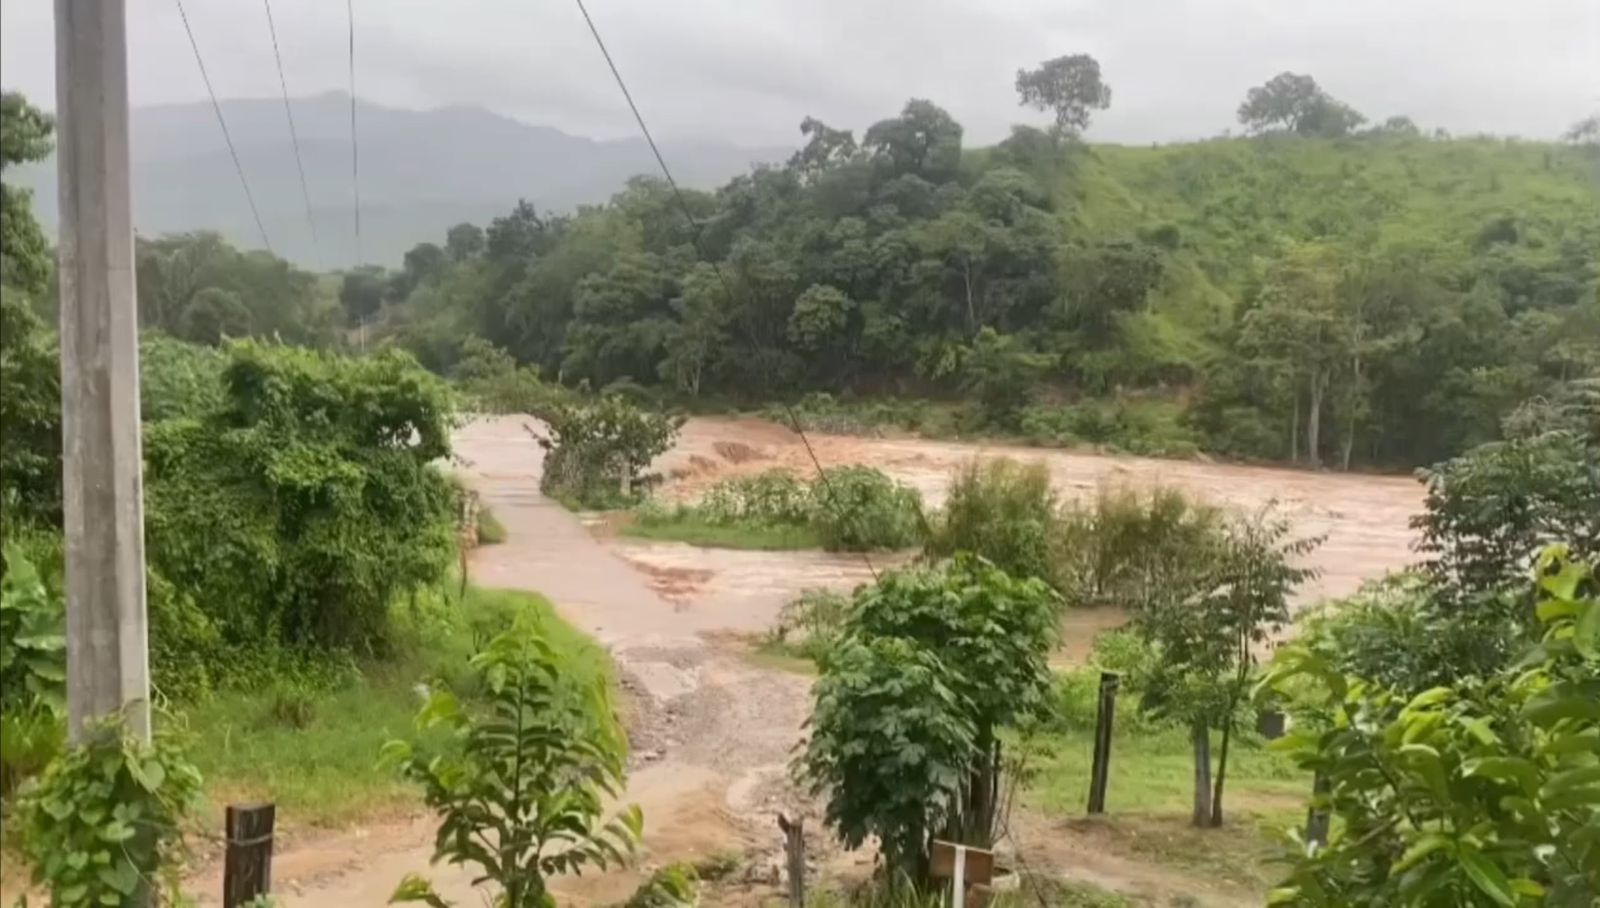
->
<box><xmin>188</xmin><ymin>415</ymin><xmax>1422</xmax><ymax>908</ymax></box>
<box><xmin>651</xmin><ymin>416</ymin><xmax>1425</xmax><ymax>608</ymax></box>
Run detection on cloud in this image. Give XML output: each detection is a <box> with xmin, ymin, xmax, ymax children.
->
<box><xmin>5</xmin><ymin>0</ymin><xmax>1597</xmax><ymax>146</ymax></box>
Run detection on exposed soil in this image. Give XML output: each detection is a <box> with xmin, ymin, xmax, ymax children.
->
<box><xmin>179</xmin><ymin>415</ymin><xmax>1422</xmax><ymax>906</ymax></box>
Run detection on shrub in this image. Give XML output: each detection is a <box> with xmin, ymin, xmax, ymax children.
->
<box><xmin>17</xmin><ymin>717</ymin><xmax>204</xmax><ymax>908</ymax></box>
<box><xmin>1295</xmin><ymin>573</ymin><xmax>1532</xmax><ymax>696</ymax></box>
<box><xmin>926</xmin><ymin>458</ymin><xmax>1057</xmax><ymax>583</ymax></box>
<box><xmin>798</xmin><ymin>557</ymin><xmax>1059</xmax><ymax>883</ymax></box>
<box><xmin>0</xmin><ymin>544</ymin><xmax>65</xmax><ymax>715</ymax></box>
<box><xmin>537</xmin><ymin>395</ymin><xmax>683</xmax><ymax>509</ymax></box>
<box><xmin>621</xmin><ymin>863</ymin><xmax>699</xmax><ymax>908</ymax></box>
<box><xmin>700</xmin><ymin>469</ymin><xmax>814</xmax><ymax>526</ymax></box>
<box><xmin>139</xmin><ymin>332</ymin><xmax>226</xmax><ymax>422</ymax></box>
<box><xmin>383</xmin><ymin>618</ymin><xmax>640</xmax><ymax>908</ymax></box>
<box><xmin>476</xmin><ymin>506</ymin><xmax>508</xmax><ymax>545</ymax></box>
<box><xmin>811</xmin><ymin>466</ymin><xmax>925</xmax><ymax>552</ymax></box>
<box><xmin>1051</xmin><ymin>486</ymin><xmax>1223</xmax><ymax>609</ymax></box>
<box><xmin>1019</xmin><ymin>398</ymin><xmax>1201</xmax><ymax>458</ymax></box>
<box><xmin>797</xmin><ymin>635</ymin><xmax>975</xmax><ymax>884</ymax></box>
<box><xmin>1413</xmin><ymin>429</ymin><xmax>1600</xmax><ymax>595</ymax></box>
<box><xmin>457</xmin><ymin>340</ymin><xmax>572</xmax><ymax>417</ymax></box>
<box><xmin>768</xmin><ymin>587</ymin><xmax>851</xmax><ymax>660</ymax></box>
<box><xmin>1263</xmin><ymin>548</ymin><xmax>1600</xmax><ymax>904</ymax></box>
<box><xmin>143</xmin><ymin>342</ymin><xmax>459</xmax><ymax>653</ymax></box>
<box><xmin>1044</xmin><ymin>630</ymin><xmax>1163</xmax><ymax>735</ymax></box>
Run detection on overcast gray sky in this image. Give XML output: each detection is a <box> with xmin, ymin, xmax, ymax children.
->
<box><xmin>4</xmin><ymin>0</ymin><xmax>1598</xmax><ymax>147</ymax></box>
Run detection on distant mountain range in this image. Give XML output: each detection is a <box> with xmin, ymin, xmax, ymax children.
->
<box><xmin>14</xmin><ymin>92</ymin><xmax>790</xmax><ymax>268</ymax></box>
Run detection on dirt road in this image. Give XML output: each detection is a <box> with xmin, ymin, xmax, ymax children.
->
<box><xmin>192</xmin><ymin>416</ymin><xmax>826</xmax><ymax>906</ymax></box>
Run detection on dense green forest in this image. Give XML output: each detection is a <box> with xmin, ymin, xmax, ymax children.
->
<box><xmin>353</xmin><ymin>69</ymin><xmax>1599</xmax><ymax>469</ymax></box>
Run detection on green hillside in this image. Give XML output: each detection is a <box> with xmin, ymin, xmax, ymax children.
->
<box><xmin>1077</xmin><ymin>134</ymin><xmax>1598</xmax><ymax>307</ymax></box>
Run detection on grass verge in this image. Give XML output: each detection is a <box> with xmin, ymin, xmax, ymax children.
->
<box><xmin>1022</xmin><ymin>724</ymin><xmax>1303</xmax><ymax>889</ymax></box>
<box><xmin>623</xmin><ymin>511</ymin><xmax>822</xmax><ymax>550</ymax></box>
<box><xmin>182</xmin><ymin>585</ymin><xmax>607</xmax><ymax>829</ymax></box>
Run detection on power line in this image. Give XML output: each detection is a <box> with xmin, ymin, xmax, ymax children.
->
<box><xmin>261</xmin><ymin>0</ymin><xmax>321</xmax><ymax>267</ymax></box>
<box><xmin>572</xmin><ymin>0</ymin><xmax>877</xmax><ymax>582</ymax></box>
<box><xmin>347</xmin><ymin>0</ymin><xmax>362</xmax><ymax>263</ymax></box>
<box><xmin>173</xmin><ymin>0</ymin><xmax>273</xmax><ymax>253</ymax></box>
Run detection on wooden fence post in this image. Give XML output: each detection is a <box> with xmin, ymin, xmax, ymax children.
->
<box><xmin>1086</xmin><ymin>671</ymin><xmax>1119</xmax><ymax>814</ymax></box>
<box><xmin>1304</xmin><ymin>773</ymin><xmax>1331</xmax><ymax>850</ymax></box>
<box><xmin>223</xmin><ymin>803</ymin><xmax>275</xmax><ymax>907</ymax></box>
<box><xmin>778</xmin><ymin>813</ymin><xmax>805</xmax><ymax>908</ymax></box>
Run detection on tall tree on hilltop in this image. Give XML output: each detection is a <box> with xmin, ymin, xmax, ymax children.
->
<box><xmin>863</xmin><ymin>99</ymin><xmax>963</xmax><ymax>184</ymax></box>
<box><xmin>1237</xmin><ymin>72</ymin><xmax>1365</xmax><ymax>137</ymax></box>
<box><xmin>1014</xmin><ymin>53</ymin><xmax>1113</xmax><ymax>137</ymax></box>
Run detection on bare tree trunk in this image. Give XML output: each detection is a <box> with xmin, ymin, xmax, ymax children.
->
<box><xmin>1290</xmin><ymin>392</ymin><xmax>1300</xmax><ymax>463</ymax></box>
<box><xmin>1307</xmin><ymin>370</ymin><xmax>1326</xmax><ymax>468</ymax></box>
<box><xmin>1191</xmin><ymin>720</ymin><xmax>1212</xmax><ymax>827</ymax></box>
<box><xmin>1210</xmin><ymin>714</ymin><xmax>1234</xmax><ymax>827</ymax></box>
<box><xmin>1341</xmin><ymin>354</ymin><xmax>1361</xmax><ymax>471</ymax></box>
<box><xmin>962</xmin><ymin>262</ymin><xmax>977</xmax><ymax>335</ymax></box>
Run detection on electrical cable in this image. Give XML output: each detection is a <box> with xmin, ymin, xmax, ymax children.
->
<box><xmin>261</xmin><ymin>0</ymin><xmax>322</xmax><ymax>267</ymax></box>
<box><xmin>174</xmin><ymin>0</ymin><xmax>274</xmax><ymax>253</ymax></box>
<box><xmin>572</xmin><ymin>0</ymin><xmax>879</xmax><ymax>581</ymax></box>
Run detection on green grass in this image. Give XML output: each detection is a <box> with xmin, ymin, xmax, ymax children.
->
<box><xmin>181</xmin><ymin>585</ymin><xmax>607</xmax><ymax>829</ymax></box>
<box><xmin>1027</xmin><ymin>725</ymin><xmax>1305</xmax><ymax>819</ymax></box>
<box><xmin>623</xmin><ymin>512</ymin><xmax>822</xmax><ymax>550</ymax></box>
<box><xmin>996</xmin><ymin>879</ymin><xmax>1137</xmax><ymax>908</ymax></box>
<box><xmin>1022</xmin><ymin>723</ymin><xmax>1305</xmax><ymax>889</ymax></box>
<box><xmin>476</xmin><ymin>506</ymin><xmax>507</xmax><ymax>545</ymax></box>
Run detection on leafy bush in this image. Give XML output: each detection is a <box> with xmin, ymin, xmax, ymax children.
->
<box><xmin>1413</xmin><ymin>429</ymin><xmax>1600</xmax><ymax>595</ymax></box>
<box><xmin>1295</xmin><ymin>573</ymin><xmax>1532</xmax><ymax>696</ymax></box>
<box><xmin>768</xmin><ymin>587</ymin><xmax>852</xmax><ymax>661</ymax></box>
<box><xmin>635</xmin><ymin>466</ymin><xmax>926</xmax><ymax>552</ymax></box>
<box><xmin>700</xmin><ymin>469</ymin><xmax>814</xmax><ymax>526</ymax></box>
<box><xmin>0</xmin><ymin>293</ymin><xmax>61</xmax><ymax>529</ymax></box>
<box><xmin>1</xmin><ymin>544</ymin><xmax>65</xmax><ymax>715</ymax></box>
<box><xmin>383</xmin><ymin>618</ymin><xmax>640</xmax><ymax>908</ymax></box>
<box><xmin>1052</xmin><ymin>486</ymin><xmax>1223</xmax><ymax>609</ymax></box>
<box><xmin>1263</xmin><ymin>548</ymin><xmax>1600</xmax><ymax>905</ymax></box>
<box><xmin>797</xmin><ymin>556</ymin><xmax>1059</xmax><ymax>883</ymax></box>
<box><xmin>1019</xmin><ymin>398</ymin><xmax>1201</xmax><ymax>458</ymax></box>
<box><xmin>537</xmin><ymin>395</ymin><xmax>683</xmax><ymax>509</ymax></box>
<box><xmin>476</xmin><ymin>506</ymin><xmax>508</xmax><ymax>545</ymax></box>
<box><xmin>143</xmin><ymin>342</ymin><xmax>459</xmax><ymax>653</ymax></box>
<box><xmin>798</xmin><ymin>636</ymin><xmax>975</xmax><ymax>884</ymax></box>
<box><xmin>620</xmin><ymin>863</ymin><xmax>699</xmax><ymax>908</ymax></box>
<box><xmin>1044</xmin><ymin>630</ymin><xmax>1162</xmax><ymax>735</ymax></box>
<box><xmin>16</xmin><ymin>717</ymin><xmax>204</xmax><ymax>908</ymax></box>
<box><xmin>926</xmin><ymin>458</ymin><xmax>1057</xmax><ymax>583</ymax></box>
<box><xmin>454</xmin><ymin>338</ymin><xmax>572</xmax><ymax>417</ymax></box>
<box><xmin>811</xmin><ymin>466</ymin><xmax>925</xmax><ymax>552</ymax></box>
<box><xmin>139</xmin><ymin>332</ymin><xmax>226</xmax><ymax>422</ymax></box>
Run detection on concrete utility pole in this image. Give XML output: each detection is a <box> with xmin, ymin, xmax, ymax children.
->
<box><xmin>55</xmin><ymin>0</ymin><xmax>151</xmax><ymax>743</ymax></box>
